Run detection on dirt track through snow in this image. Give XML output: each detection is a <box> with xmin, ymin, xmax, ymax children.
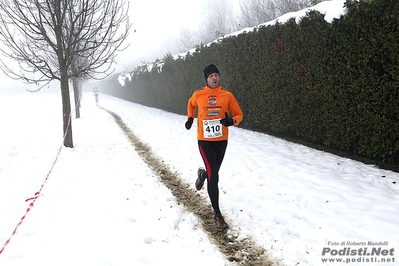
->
<box><xmin>100</xmin><ymin>106</ymin><xmax>277</xmax><ymax>266</ymax></box>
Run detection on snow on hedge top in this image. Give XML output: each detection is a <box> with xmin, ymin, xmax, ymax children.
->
<box><xmin>211</xmin><ymin>0</ymin><xmax>347</xmax><ymax>44</ymax></box>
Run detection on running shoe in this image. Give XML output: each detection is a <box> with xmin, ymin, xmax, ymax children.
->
<box><xmin>215</xmin><ymin>216</ymin><xmax>229</xmax><ymax>231</ymax></box>
<box><xmin>195</xmin><ymin>167</ymin><xmax>206</xmax><ymax>190</ymax></box>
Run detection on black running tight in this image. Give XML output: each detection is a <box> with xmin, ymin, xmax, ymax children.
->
<box><xmin>198</xmin><ymin>140</ymin><xmax>228</xmax><ymax>217</ymax></box>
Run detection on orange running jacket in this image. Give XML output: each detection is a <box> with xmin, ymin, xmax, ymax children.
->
<box><xmin>187</xmin><ymin>85</ymin><xmax>243</xmax><ymax>141</ymax></box>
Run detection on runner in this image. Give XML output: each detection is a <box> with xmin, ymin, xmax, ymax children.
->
<box><xmin>93</xmin><ymin>87</ymin><xmax>99</xmax><ymax>103</ymax></box>
<box><xmin>185</xmin><ymin>64</ymin><xmax>243</xmax><ymax>231</ymax></box>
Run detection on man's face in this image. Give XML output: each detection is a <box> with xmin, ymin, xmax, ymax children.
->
<box><xmin>207</xmin><ymin>72</ymin><xmax>220</xmax><ymax>88</ymax></box>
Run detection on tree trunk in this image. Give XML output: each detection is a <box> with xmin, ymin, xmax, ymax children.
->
<box><xmin>72</xmin><ymin>77</ymin><xmax>81</xmax><ymax>119</ymax></box>
<box><xmin>61</xmin><ymin>75</ymin><xmax>74</xmax><ymax>148</ymax></box>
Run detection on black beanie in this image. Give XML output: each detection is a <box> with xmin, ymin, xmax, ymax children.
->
<box><xmin>203</xmin><ymin>64</ymin><xmax>220</xmax><ymax>80</ymax></box>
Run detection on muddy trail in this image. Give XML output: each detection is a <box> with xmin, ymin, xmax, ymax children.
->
<box><xmin>102</xmin><ymin>107</ymin><xmax>279</xmax><ymax>266</ymax></box>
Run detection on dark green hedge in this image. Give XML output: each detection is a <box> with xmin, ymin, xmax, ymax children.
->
<box><xmin>100</xmin><ymin>0</ymin><xmax>399</xmax><ymax>165</ymax></box>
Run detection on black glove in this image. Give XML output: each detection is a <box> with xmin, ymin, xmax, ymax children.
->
<box><xmin>220</xmin><ymin>112</ymin><xmax>234</xmax><ymax>127</ymax></box>
<box><xmin>185</xmin><ymin>117</ymin><xmax>194</xmax><ymax>130</ymax></box>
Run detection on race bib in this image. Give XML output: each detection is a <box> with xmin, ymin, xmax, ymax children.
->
<box><xmin>203</xmin><ymin>119</ymin><xmax>222</xmax><ymax>138</ymax></box>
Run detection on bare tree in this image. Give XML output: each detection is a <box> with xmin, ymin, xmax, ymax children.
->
<box><xmin>199</xmin><ymin>0</ymin><xmax>237</xmax><ymax>44</ymax></box>
<box><xmin>70</xmin><ymin>41</ymin><xmax>89</xmax><ymax>119</ymax></box>
<box><xmin>239</xmin><ymin>0</ymin><xmax>277</xmax><ymax>28</ymax></box>
<box><xmin>271</xmin><ymin>0</ymin><xmax>324</xmax><ymax>17</ymax></box>
<box><xmin>122</xmin><ymin>62</ymin><xmax>139</xmax><ymax>73</ymax></box>
<box><xmin>173</xmin><ymin>0</ymin><xmax>236</xmax><ymax>53</ymax></box>
<box><xmin>237</xmin><ymin>0</ymin><xmax>327</xmax><ymax>29</ymax></box>
<box><xmin>0</xmin><ymin>0</ymin><xmax>130</xmax><ymax>147</ymax></box>
<box><xmin>175</xmin><ymin>27</ymin><xmax>202</xmax><ymax>53</ymax></box>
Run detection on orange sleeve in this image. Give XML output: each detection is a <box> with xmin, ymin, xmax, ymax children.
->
<box><xmin>187</xmin><ymin>92</ymin><xmax>197</xmax><ymax>118</ymax></box>
<box><xmin>229</xmin><ymin>94</ymin><xmax>243</xmax><ymax>126</ymax></box>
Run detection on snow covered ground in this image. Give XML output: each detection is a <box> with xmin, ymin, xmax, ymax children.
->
<box><xmin>0</xmin><ymin>91</ymin><xmax>398</xmax><ymax>266</ymax></box>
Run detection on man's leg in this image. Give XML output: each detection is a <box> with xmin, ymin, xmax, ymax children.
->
<box><xmin>198</xmin><ymin>140</ymin><xmax>227</xmax><ymax>217</ymax></box>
